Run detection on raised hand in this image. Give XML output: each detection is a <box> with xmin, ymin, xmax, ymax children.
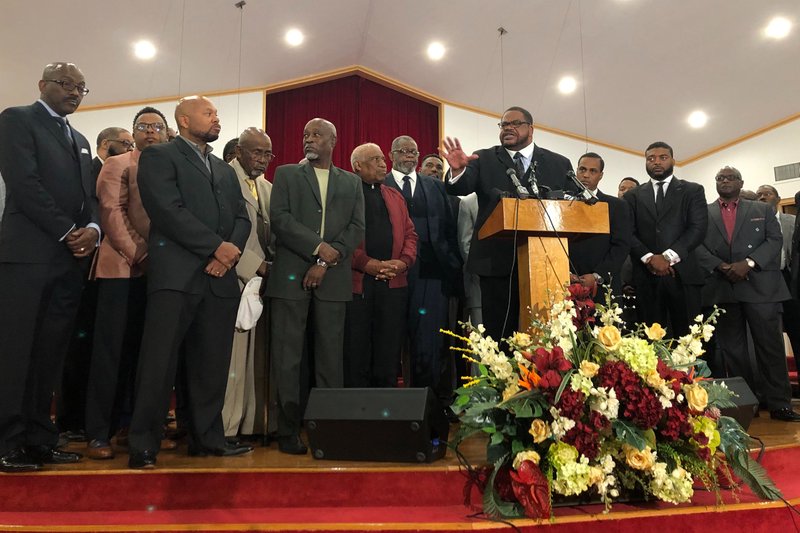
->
<box><xmin>441</xmin><ymin>137</ymin><xmax>478</xmax><ymax>177</ymax></box>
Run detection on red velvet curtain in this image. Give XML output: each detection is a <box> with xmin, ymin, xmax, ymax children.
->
<box><xmin>264</xmin><ymin>75</ymin><xmax>439</xmax><ymax>181</ymax></box>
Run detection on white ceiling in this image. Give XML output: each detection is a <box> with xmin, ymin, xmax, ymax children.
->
<box><xmin>1</xmin><ymin>0</ymin><xmax>798</xmax><ymax>162</ymax></box>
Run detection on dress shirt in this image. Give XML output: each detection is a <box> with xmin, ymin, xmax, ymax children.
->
<box><xmin>177</xmin><ymin>135</ymin><xmax>213</xmax><ymax>172</ymax></box>
<box><xmin>392</xmin><ymin>169</ymin><xmax>418</xmax><ymax>196</ymax></box>
<box><xmin>719</xmin><ymin>197</ymin><xmax>738</xmax><ymax>243</ymax></box>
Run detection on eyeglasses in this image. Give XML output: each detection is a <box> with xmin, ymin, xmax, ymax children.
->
<box><xmin>243</xmin><ymin>148</ymin><xmax>275</xmax><ymax>161</ymax></box>
<box><xmin>391</xmin><ymin>148</ymin><xmax>419</xmax><ymax>156</ymax></box>
<box><xmin>108</xmin><ymin>139</ymin><xmax>134</xmax><ymax>149</ymax></box>
<box><xmin>134</xmin><ymin>122</ymin><xmax>166</xmax><ymax>133</ymax></box>
<box><xmin>44</xmin><ymin>79</ymin><xmax>89</xmax><ymax>96</ymax></box>
<box><xmin>498</xmin><ymin>120</ymin><xmax>531</xmax><ymax>129</ymax></box>
<box><xmin>715</xmin><ymin>174</ymin><xmax>741</xmax><ymax>182</ymax></box>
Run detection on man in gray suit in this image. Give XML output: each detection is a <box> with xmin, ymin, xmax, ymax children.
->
<box><xmin>266</xmin><ymin>118</ymin><xmax>365</xmax><ymax>454</ymax></box>
<box><xmin>696</xmin><ymin>167</ymin><xmax>800</xmax><ymax>422</ymax></box>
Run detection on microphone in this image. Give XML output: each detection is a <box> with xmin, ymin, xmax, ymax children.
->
<box><xmin>506</xmin><ymin>168</ymin><xmax>530</xmax><ymax>199</ymax></box>
<box><xmin>529</xmin><ymin>161</ymin><xmax>541</xmax><ymax>198</ymax></box>
<box><xmin>566</xmin><ymin>170</ymin><xmax>598</xmax><ymax>205</ymax></box>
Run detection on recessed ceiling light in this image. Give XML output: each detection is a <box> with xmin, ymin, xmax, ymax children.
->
<box><xmin>764</xmin><ymin>16</ymin><xmax>792</xmax><ymax>39</ymax></box>
<box><xmin>285</xmin><ymin>28</ymin><xmax>304</xmax><ymax>47</ymax></box>
<box><xmin>557</xmin><ymin>76</ymin><xmax>577</xmax><ymax>94</ymax></box>
<box><xmin>687</xmin><ymin>110</ymin><xmax>708</xmax><ymax>129</ymax></box>
<box><xmin>133</xmin><ymin>40</ymin><xmax>157</xmax><ymax>60</ymax></box>
<box><xmin>427</xmin><ymin>42</ymin><xmax>445</xmax><ymax>61</ymax></box>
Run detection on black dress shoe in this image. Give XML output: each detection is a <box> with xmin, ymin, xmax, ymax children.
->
<box><xmin>278</xmin><ymin>435</ymin><xmax>308</xmax><ymax>455</ymax></box>
<box><xmin>25</xmin><ymin>445</ymin><xmax>82</xmax><ymax>464</ymax></box>
<box><xmin>128</xmin><ymin>450</ymin><xmax>157</xmax><ymax>469</ymax></box>
<box><xmin>770</xmin><ymin>407</ymin><xmax>800</xmax><ymax>422</ymax></box>
<box><xmin>0</xmin><ymin>448</ymin><xmax>42</xmax><ymax>473</ymax></box>
<box><xmin>189</xmin><ymin>442</ymin><xmax>254</xmax><ymax>457</ymax></box>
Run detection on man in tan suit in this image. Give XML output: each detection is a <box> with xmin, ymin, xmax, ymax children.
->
<box><xmin>222</xmin><ymin>128</ymin><xmax>275</xmax><ymax>443</ymax></box>
<box><xmin>85</xmin><ymin>107</ymin><xmax>171</xmax><ymax>459</ymax></box>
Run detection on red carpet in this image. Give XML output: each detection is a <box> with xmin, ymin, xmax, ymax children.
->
<box><xmin>1</xmin><ymin>446</ymin><xmax>799</xmax><ymax>532</ymax></box>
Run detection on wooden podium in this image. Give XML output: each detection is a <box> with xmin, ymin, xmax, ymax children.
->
<box><xmin>478</xmin><ymin>198</ymin><xmax>610</xmax><ymax>330</ymax></box>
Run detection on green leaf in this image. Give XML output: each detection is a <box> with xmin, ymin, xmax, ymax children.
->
<box><xmin>511</xmin><ymin>439</ymin><xmax>525</xmax><ymax>455</ymax></box>
<box><xmin>612</xmin><ymin>419</ymin><xmax>648</xmax><ymax>450</ymax></box>
<box><xmin>553</xmin><ymin>368</ymin><xmax>575</xmax><ymax>404</ymax></box>
<box><xmin>490</xmin><ymin>431</ymin><xmax>505</xmax><ymax>446</ymax></box>
<box><xmin>487</xmin><ymin>441</ymin><xmax>511</xmax><ymax>465</ymax></box>
<box><xmin>642</xmin><ymin>429</ymin><xmax>657</xmax><ymax>449</ymax></box>
<box><xmin>702</xmin><ymin>381</ymin><xmax>737</xmax><ymax>409</ymax></box>
<box><xmin>482</xmin><ymin>456</ymin><xmax>524</xmax><ymax>518</ymax></box>
<box><xmin>716</xmin><ymin>416</ymin><xmax>782</xmax><ymax>501</ymax></box>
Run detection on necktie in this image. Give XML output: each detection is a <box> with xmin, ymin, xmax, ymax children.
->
<box><xmin>513</xmin><ymin>152</ymin><xmax>526</xmax><ymax>182</ymax></box>
<box><xmin>56</xmin><ymin>117</ymin><xmax>74</xmax><ymax>146</ymax></box>
<box><xmin>655</xmin><ymin>181</ymin><xmax>665</xmax><ymax>214</ymax></box>
<box><xmin>402</xmin><ymin>175</ymin><xmax>412</xmax><ymax>201</ymax></box>
<box><xmin>247</xmin><ymin>178</ymin><xmax>259</xmax><ymax>201</ymax></box>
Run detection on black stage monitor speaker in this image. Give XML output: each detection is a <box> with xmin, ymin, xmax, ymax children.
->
<box><xmin>304</xmin><ymin>387</ymin><xmax>449</xmax><ymax>463</ymax></box>
<box><xmin>710</xmin><ymin>377</ymin><xmax>758</xmax><ymax>431</ymax></box>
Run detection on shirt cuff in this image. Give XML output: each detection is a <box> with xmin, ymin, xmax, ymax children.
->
<box><xmin>447</xmin><ymin>169</ymin><xmax>466</xmax><ymax>185</ymax></box>
<box><xmin>640</xmin><ymin>252</ymin><xmax>653</xmax><ymax>264</ymax></box>
<box><xmin>59</xmin><ymin>223</ymin><xmax>77</xmax><ymax>242</ymax></box>
<box><xmin>663</xmin><ymin>249</ymin><xmax>680</xmax><ymax>265</ymax></box>
<box><xmin>313</xmin><ymin>243</ymin><xmax>321</xmax><ymax>256</ymax></box>
<box><xmin>86</xmin><ymin>223</ymin><xmax>102</xmax><ymax>246</ymax></box>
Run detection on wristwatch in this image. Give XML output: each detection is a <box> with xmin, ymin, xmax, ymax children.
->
<box><xmin>745</xmin><ymin>258</ymin><xmax>756</xmax><ymax>269</ymax></box>
<box><xmin>316</xmin><ymin>257</ymin><xmax>329</xmax><ymax>268</ymax></box>
<box><xmin>592</xmin><ymin>273</ymin><xmax>604</xmax><ymax>284</ymax></box>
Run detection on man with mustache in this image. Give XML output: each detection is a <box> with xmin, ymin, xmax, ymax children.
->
<box><xmin>623</xmin><ymin>141</ymin><xmax>707</xmax><ymax>337</ymax></box>
<box><xmin>0</xmin><ymin>62</ymin><xmax>97</xmax><ymax>472</ymax></box>
<box><xmin>127</xmin><ymin>96</ymin><xmax>252</xmax><ymax>468</ymax></box>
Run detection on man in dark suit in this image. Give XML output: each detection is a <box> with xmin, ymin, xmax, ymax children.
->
<box><xmin>696</xmin><ymin>167</ymin><xmax>800</xmax><ymax>422</ymax></box>
<box><xmin>569</xmin><ymin>153</ymin><xmax>632</xmax><ymax>301</ymax></box>
<box><xmin>266</xmin><ymin>118</ymin><xmax>365</xmax><ymax>455</ymax></box>
<box><xmin>384</xmin><ymin>135</ymin><xmax>462</xmax><ymax>391</ymax></box>
<box><xmin>443</xmin><ymin>106</ymin><xmax>574</xmax><ymax>340</ymax></box>
<box><xmin>127</xmin><ymin>96</ymin><xmax>253</xmax><ymax>468</ymax></box>
<box><xmin>623</xmin><ymin>141</ymin><xmax>707</xmax><ymax>338</ymax></box>
<box><xmin>0</xmin><ymin>62</ymin><xmax>97</xmax><ymax>472</ymax></box>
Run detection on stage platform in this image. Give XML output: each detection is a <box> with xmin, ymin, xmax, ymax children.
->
<box><xmin>1</xmin><ymin>412</ymin><xmax>799</xmax><ymax>532</ymax></box>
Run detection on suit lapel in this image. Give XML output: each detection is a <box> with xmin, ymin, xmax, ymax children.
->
<box><xmin>326</xmin><ymin>166</ymin><xmax>339</xmax><ymax>208</ymax></box>
<box><xmin>384</xmin><ymin>173</ymin><xmax>401</xmax><ymax>193</ymax></box>
<box><xmin>638</xmin><ymin>181</ymin><xmax>658</xmax><ymax>219</ymax></box>
<box><xmin>175</xmin><ymin>138</ymin><xmax>212</xmax><ymax>181</ymax></box>
<box><xmin>658</xmin><ymin>178</ymin><xmax>682</xmax><ymax>220</ymax></box>
<box><xmin>731</xmin><ymin>199</ymin><xmax>751</xmax><ymax>243</ymax></box>
<box><xmin>32</xmin><ymin>103</ymin><xmax>76</xmax><ymax>159</ymax></box>
<box><xmin>303</xmin><ymin>163</ymin><xmax>322</xmax><ymax>207</ymax></box>
<box><xmin>708</xmin><ymin>202</ymin><xmax>727</xmax><ymax>242</ymax></box>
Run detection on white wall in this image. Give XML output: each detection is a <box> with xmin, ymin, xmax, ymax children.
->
<box><xmin>68</xmin><ymin>90</ymin><xmax>264</xmax><ymax>155</ymax></box>
<box><xmin>681</xmin><ymin>118</ymin><xmax>800</xmax><ymax>203</ymax></box>
<box><xmin>442</xmin><ymin>105</ymin><xmax>646</xmax><ymax>194</ymax></box>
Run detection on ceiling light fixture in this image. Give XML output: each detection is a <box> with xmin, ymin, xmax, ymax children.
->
<box><xmin>133</xmin><ymin>40</ymin><xmax>157</xmax><ymax>60</ymax></box>
<box><xmin>687</xmin><ymin>110</ymin><xmax>708</xmax><ymax>129</ymax></box>
<box><xmin>558</xmin><ymin>76</ymin><xmax>577</xmax><ymax>94</ymax></box>
<box><xmin>285</xmin><ymin>28</ymin><xmax>304</xmax><ymax>47</ymax></box>
<box><xmin>764</xmin><ymin>16</ymin><xmax>792</xmax><ymax>39</ymax></box>
<box><xmin>427</xmin><ymin>42</ymin><xmax>446</xmax><ymax>61</ymax></box>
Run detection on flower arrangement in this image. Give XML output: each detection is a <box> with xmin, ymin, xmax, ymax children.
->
<box><xmin>446</xmin><ymin>284</ymin><xmax>781</xmax><ymax>519</ymax></box>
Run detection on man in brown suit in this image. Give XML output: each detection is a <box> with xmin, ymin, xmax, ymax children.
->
<box><xmin>222</xmin><ymin>128</ymin><xmax>275</xmax><ymax>443</ymax></box>
<box><xmin>84</xmin><ymin>107</ymin><xmax>170</xmax><ymax>459</ymax></box>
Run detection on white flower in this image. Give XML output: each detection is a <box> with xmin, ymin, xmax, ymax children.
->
<box><xmin>589</xmin><ymin>386</ymin><xmax>619</xmax><ymax>420</ymax></box>
<box><xmin>550</xmin><ymin>406</ymin><xmax>576</xmax><ymax>439</ymax></box>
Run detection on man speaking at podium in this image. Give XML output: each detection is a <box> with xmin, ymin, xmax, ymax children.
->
<box><xmin>443</xmin><ymin>106</ymin><xmax>573</xmax><ymax>341</ymax></box>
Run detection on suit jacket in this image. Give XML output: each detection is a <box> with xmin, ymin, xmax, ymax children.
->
<box><xmin>266</xmin><ymin>162</ymin><xmax>365</xmax><ymax>302</ymax></box>
<box><xmin>230</xmin><ymin>158</ymin><xmax>273</xmax><ymax>287</ymax></box>
<box><xmin>92</xmin><ymin>150</ymin><xmax>150</xmax><ymax>279</ymax></box>
<box><xmin>778</xmin><ymin>211</ymin><xmax>795</xmax><ymax>270</ymax></box>
<box><xmin>569</xmin><ymin>190</ymin><xmax>632</xmax><ymax>297</ymax></box>
<box><xmin>696</xmin><ymin>198</ymin><xmax>789</xmax><ymax>305</ymax></box>
<box><xmin>0</xmin><ymin>102</ymin><xmax>97</xmax><ymax>264</ymax></box>
<box><xmin>137</xmin><ymin>136</ymin><xmax>250</xmax><ymax>297</ymax></box>
<box><xmin>445</xmin><ymin>144</ymin><xmax>574</xmax><ymax>276</ymax></box>
<box><xmin>624</xmin><ymin>177</ymin><xmax>708</xmax><ymax>286</ymax></box>
<box><xmin>91</xmin><ymin>156</ymin><xmax>103</xmax><ymax>182</ymax></box>
<box><xmin>351</xmin><ymin>183</ymin><xmax>417</xmax><ymax>293</ymax></box>
<box><xmin>385</xmin><ymin>172</ymin><xmax>462</xmax><ymax>289</ymax></box>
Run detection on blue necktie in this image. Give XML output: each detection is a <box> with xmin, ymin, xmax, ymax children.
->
<box><xmin>402</xmin><ymin>175</ymin><xmax>412</xmax><ymax>201</ymax></box>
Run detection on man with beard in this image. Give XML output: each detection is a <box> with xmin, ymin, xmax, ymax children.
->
<box><xmin>419</xmin><ymin>154</ymin><xmax>445</xmax><ymax>180</ymax></box>
<box><xmin>92</xmin><ymin>127</ymin><xmax>134</xmax><ymax>180</ymax></box>
<box><xmin>222</xmin><ymin>127</ymin><xmax>275</xmax><ymax>443</ymax></box>
<box><xmin>266</xmin><ymin>118</ymin><xmax>364</xmax><ymax>454</ymax></box>
<box><xmin>696</xmin><ymin>167</ymin><xmax>800</xmax><ymax>421</ymax></box>
<box><xmin>84</xmin><ymin>107</ymin><xmax>170</xmax><ymax>460</ymax></box>
<box><xmin>127</xmin><ymin>96</ymin><xmax>252</xmax><ymax>468</ymax></box>
<box><xmin>443</xmin><ymin>106</ymin><xmax>574</xmax><ymax>340</ymax></box>
<box><xmin>623</xmin><ymin>142</ymin><xmax>707</xmax><ymax>337</ymax></box>
<box><xmin>0</xmin><ymin>62</ymin><xmax>97</xmax><ymax>471</ymax></box>
<box><xmin>384</xmin><ymin>135</ymin><xmax>461</xmax><ymax>391</ymax></box>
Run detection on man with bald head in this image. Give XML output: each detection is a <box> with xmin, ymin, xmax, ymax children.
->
<box><xmin>266</xmin><ymin>118</ymin><xmax>364</xmax><ymax>454</ymax></box>
<box><xmin>127</xmin><ymin>96</ymin><xmax>253</xmax><ymax>468</ymax></box>
<box><xmin>222</xmin><ymin>127</ymin><xmax>275</xmax><ymax>442</ymax></box>
<box><xmin>0</xmin><ymin>62</ymin><xmax>98</xmax><ymax>471</ymax></box>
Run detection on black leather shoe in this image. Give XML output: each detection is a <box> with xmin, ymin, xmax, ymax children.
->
<box><xmin>25</xmin><ymin>445</ymin><xmax>82</xmax><ymax>464</ymax></box>
<box><xmin>770</xmin><ymin>407</ymin><xmax>800</xmax><ymax>422</ymax></box>
<box><xmin>0</xmin><ymin>448</ymin><xmax>42</xmax><ymax>473</ymax></box>
<box><xmin>128</xmin><ymin>450</ymin><xmax>157</xmax><ymax>469</ymax></box>
<box><xmin>278</xmin><ymin>435</ymin><xmax>308</xmax><ymax>455</ymax></box>
<box><xmin>189</xmin><ymin>442</ymin><xmax>254</xmax><ymax>457</ymax></box>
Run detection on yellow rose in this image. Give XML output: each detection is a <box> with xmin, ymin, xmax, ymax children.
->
<box><xmin>588</xmin><ymin>466</ymin><xmax>604</xmax><ymax>485</ymax></box>
<box><xmin>623</xmin><ymin>444</ymin><xmax>655</xmax><ymax>471</ymax></box>
<box><xmin>645</xmin><ymin>323</ymin><xmax>667</xmax><ymax>341</ymax></box>
<box><xmin>645</xmin><ymin>370</ymin><xmax>665</xmax><ymax>389</ymax></box>
<box><xmin>512</xmin><ymin>332</ymin><xmax>532</xmax><ymax>348</ymax></box>
<box><xmin>684</xmin><ymin>383</ymin><xmax>709</xmax><ymax>412</ymax></box>
<box><xmin>529</xmin><ymin>419</ymin><xmax>551</xmax><ymax>443</ymax></box>
<box><xmin>598</xmin><ymin>325</ymin><xmax>622</xmax><ymax>351</ymax></box>
<box><xmin>512</xmin><ymin>450</ymin><xmax>541</xmax><ymax>469</ymax></box>
<box><xmin>579</xmin><ymin>361</ymin><xmax>600</xmax><ymax>378</ymax></box>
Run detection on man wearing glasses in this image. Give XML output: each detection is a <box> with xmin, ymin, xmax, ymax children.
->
<box><xmin>0</xmin><ymin>62</ymin><xmax>97</xmax><ymax>472</ymax></box>
<box><xmin>443</xmin><ymin>106</ymin><xmax>573</xmax><ymax>341</ymax></box>
<box><xmin>84</xmin><ymin>107</ymin><xmax>172</xmax><ymax>460</ymax></box>
<box><xmin>92</xmin><ymin>128</ymin><xmax>135</xmax><ymax>180</ymax></box>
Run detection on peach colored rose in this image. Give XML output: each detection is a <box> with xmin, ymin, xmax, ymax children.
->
<box><xmin>529</xmin><ymin>419</ymin><xmax>551</xmax><ymax>444</ymax></box>
<box><xmin>684</xmin><ymin>383</ymin><xmax>709</xmax><ymax>412</ymax></box>
<box><xmin>624</xmin><ymin>444</ymin><xmax>655</xmax><ymax>471</ymax></box>
<box><xmin>645</xmin><ymin>323</ymin><xmax>667</xmax><ymax>341</ymax></box>
<box><xmin>598</xmin><ymin>325</ymin><xmax>622</xmax><ymax>351</ymax></box>
<box><xmin>579</xmin><ymin>361</ymin><xmax>600</xmax><ymax>378</ymax></box>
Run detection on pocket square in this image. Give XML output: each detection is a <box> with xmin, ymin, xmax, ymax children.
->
<box><xmin>749</xmin><ymin>217</ymin><xmax>764</xmax><ymax>221</ymax></box>
<box><xmin>81</xmin><ymin>148</ymin><xmax>90</xmax><ymax>155</ymax></box>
